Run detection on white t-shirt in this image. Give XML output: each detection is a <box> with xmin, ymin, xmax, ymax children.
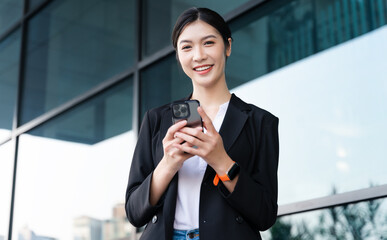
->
<box><xmin>173</xmin><ymin>101</ymin><xmax>230</xmax><ymax>230</ymax></box>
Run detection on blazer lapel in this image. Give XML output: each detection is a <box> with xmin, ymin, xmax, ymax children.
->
<box><xmin>203</xmin><ymin>93</ymin><xmax>250</xmax><ymax>181</ymax></box>
<box><xmin>160</xmin><ymin>109</ymin><xmax>172</xmax><ymax>147</ymax></box>
<box><xmin>219</xmin><ymin>94</ymin><xmax>250</xmax><ymax>152</ymax></box>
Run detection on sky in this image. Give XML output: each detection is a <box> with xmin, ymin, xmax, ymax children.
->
<box><xmin>232</xmin><ymin>25</ymin><xmax>387</xmax><ymax>204</ymax></box>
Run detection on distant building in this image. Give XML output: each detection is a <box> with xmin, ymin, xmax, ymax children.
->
<box><xmin>18</xmin><ymin>226</ymin><xmax>57</xmax><ymax>240</ymax></box>
<box><xmin>73</xmin><ymin>216</ymin><xmax>102</xmax><ymax>240</ymax></box>
<box><xmin>73</xmin><ymin>204</ymin><xmax>137</xmax><ymax>240</ymax></box>
<box><xmin>102</xmin><ymin>203</ymin><xmax>136</xmax><ymax>240</ymax></box>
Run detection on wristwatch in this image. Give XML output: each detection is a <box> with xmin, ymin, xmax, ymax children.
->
<box><xmin>213</xmin><ymin>162</ymin><xmax>240</xmax><ymax>186</ymax></box>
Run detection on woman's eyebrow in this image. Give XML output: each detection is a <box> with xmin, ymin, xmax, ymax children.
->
<box><xmin>179</xmin><ymin>34</ymin><xmax>217</xmax><ymax>45</ymax></box>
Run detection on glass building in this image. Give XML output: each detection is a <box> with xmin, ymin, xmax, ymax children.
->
<box><xmin>1</xmin><ymin>0</ymin><xmax>386</xmax><ymax>239</ymax></box>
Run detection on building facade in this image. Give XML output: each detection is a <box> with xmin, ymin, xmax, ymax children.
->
<box><xmin>73</xmin><ymin>217</ymin><xmax>102</xmax><ymax>240</ymax></box>
<box><xmin>0</xmin><ymin>0</ymin><xmax>387</xmax><ymax>239</ymax></box>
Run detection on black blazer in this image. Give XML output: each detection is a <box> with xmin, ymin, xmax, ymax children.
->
<box><xmin>125</xmin><ymin>94</ymin><xmax>279</xmax><ymax>240</ymax></box>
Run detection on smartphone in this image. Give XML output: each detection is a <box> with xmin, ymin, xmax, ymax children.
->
<box><xmin>171</xmin><ymin>100</ymin><xmax>203</xmax><ymax>128</ymax></box>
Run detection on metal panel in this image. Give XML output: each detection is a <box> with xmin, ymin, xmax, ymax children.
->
<box><xmin>0</xmin><ymin>0</ymin><xmax>52</xmax><ymax>43</ymax></box>
<box><xmin>278</xmin><ymin>184</ymin><xmax>387</xmax><ymax>216</ymax></box>
<box><xmin>7</xmin><ymin>137</ymin><xmax>19</xmax><ymax>240</ymax></box>
<box><xmin>133</xmin><ymin>0</ymin><xmax>142</xmax><ymax>137</ymax></box>
<box><xmin>223</xmin><ymin>0</ymin><xmax>268</xmax><ymax>22</ymax></box>
<box><xmin>0</xmin><ymin>138</ymin><xmax>11</xmax><ymax>147</ymax></box>
<box><xmin>7</xmin><ymin>0</ymin><xmax>28</xmax><ymax>237</ymax></box>
<box><xmin>0</xmin><ymin>22</ymin><xmax>22</xmax><ymax>44</ymax></box>
<box><xmin>138</xmin><ymin>45</ymin><xmax>174</xmax><ymax>70</ymax></box>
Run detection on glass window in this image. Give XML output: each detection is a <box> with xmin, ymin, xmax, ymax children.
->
<box><xmin>227</xmin><ymin>0</ymin><xmax>387</xmax><ymax>89</ymax></box>
<box><xmin>20</xmin><ymin>0</ymin><xmax>136</xmax><ymax>125</ymax></box>
<box><xmin>0</xmin><ymin>140</ymin><xmax>15</xmax><ymax>240</ymax></box>
<box><xmin>140</xmin><ymin>55</ymin><xmax>192</xmax><ymax>117</ymax></box>
<box><xmin>28</xmin><ymin>0</ymin><xmax>46</xmax><ymax>12</ymax></box>
<box><xmin>231</xmin><ymin>25</ymin><xmax>387</xmax><ymax>204</ymax></box>
<box><xmin>29</xmin><ymin>79</ymin><xmax>134</xmax><ymax>144</ymax></box>
<box><xmin>13</xmin><ymin>78</ymin><xmax>137</xmax><ymax>240</ymax></box>
<box><xmin>263</xmin><ymin>197</ymin><xmax>387</xmax><ymax>239</ymax></box>
<box><xmin>0</xmin><ymin>0</ymin><xmax>23</xmax><ymax>36</ymax></box>
<box><xmin>141</xmin><ymin>0</ymin><xmax>251</xmax><ymax>58</ymax></box>
<box><xmin>0</xmin><ymin>29</ymin><xmax>21</xmax><ymax>141</ymax></box>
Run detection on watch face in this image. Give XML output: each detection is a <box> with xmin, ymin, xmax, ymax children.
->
<box><xmin>227</xmin><ymin>162</ymin><xmax>240</xmax><ymax>180</ymax></box>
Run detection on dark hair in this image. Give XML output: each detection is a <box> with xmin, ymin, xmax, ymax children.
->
<box><xmin>172</xmin><ymin>7</ymin><xmax>232</xmax><ymax>51</ymax></box>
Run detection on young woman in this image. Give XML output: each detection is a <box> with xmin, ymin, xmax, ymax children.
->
<box><xmin>125</xmin><ymin>7</ymin><xmax>279</xmax><ymax>240</ymax></box>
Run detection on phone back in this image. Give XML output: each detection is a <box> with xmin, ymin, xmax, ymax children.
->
<box><xmin>171</xmin><ymin>100</ymin><xmax>202</xmax><ymax>128</ymax></box>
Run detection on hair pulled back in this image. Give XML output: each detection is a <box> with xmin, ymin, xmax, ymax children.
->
<box><xmin>172</xmin><ymin>7</ymin><xmax>232</xmax><ymax>51</ymax></box>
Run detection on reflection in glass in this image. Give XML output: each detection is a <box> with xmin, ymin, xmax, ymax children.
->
<box><xmin>227</xmin><ymin>0</ymin><xmax>387</xmax><ymax>89</ymax></box>
<box><xmin>0</xmin><ymin>0</ymin><xmax>23</xmax><ymax>36</ymax></box>
<box><xmin>264</xmin><ymin>198</ymin><xmax>387</xmax><ymax>239</ymax></box>
<box><xmin>0</xmin><ymin>29</ymin><xmax>21</xmax><ymax>141</ymax></box>
<box><xmin>232</xmin><ymin>26</ymin><xmax>387</xmax><ymax>204</ymax></box>
<box><xmin>20</xmin><ymin>0</ymin><xmax>136</xmax><ymax>125</ymax></box>
<box><xmin>29</xmin><ymin>79</ymin><xmax>134</xmax><ymax>144</ymax></box>
<box><xmin>141</xmin><ymin>0</ymin><xmax>250</xmax><ymax>58</ymax></box>
<box><xmin>140</xmin><ymin>55</ymin><xmax>191</xmax><ymax>117</ymax></box>
<box><xmin>13</xmin><ymin>79</ymin><xmax>136</xmax><ymax>239</ymax></box>
<box><xmin>28</xmin><ymin>0</ymin><xmax>46</xmax><ymax>12</ymax></box>
<box><xmin>0</xmin><ymin>140</ymin><xmax>15</xmax><ymax>240</ymax></box>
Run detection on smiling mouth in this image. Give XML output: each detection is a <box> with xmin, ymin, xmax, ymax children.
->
<box><xmin>193</xmin><ymin>65</ymin><xmax>214</xmax><ymax>72</ymax></box>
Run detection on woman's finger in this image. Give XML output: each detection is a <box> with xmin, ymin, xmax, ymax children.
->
<box><xmin>178</xmin><ymin>127</ymin><xmax>205</xmax><ymax>139</ymax></box>
<box><xmin>173</xmin><ymin>142</ymin><xmax>200</xmax><ymax>156</ymax></box>
<box><xmin>164</xmin><ymin>136</ymin><xmax>185</xmax><ymax>150</ymax></box>
<box><xmin>174</xmin><ymin>131</ymin><xmax>201</xmax><ymax>147</ymax></box>
<box><xmin>164</xmin><ymin>120</ymin><xmax>187</xmax><ymax>140</ymax></box>
<box><xmin>197</xmin><ymin>107</ymin><xmax>217</xmax><ymax>134</ymax></box>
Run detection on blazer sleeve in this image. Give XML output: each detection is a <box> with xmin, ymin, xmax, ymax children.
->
<box><xmin>218</xmin><ymin>114</ymin><xmax>279</xmax><ymax>231</ymax></box>
<box><xmin>125</xmin><ymin>111</ymin><xmax>162</xmax><ymax>227</ymax></box>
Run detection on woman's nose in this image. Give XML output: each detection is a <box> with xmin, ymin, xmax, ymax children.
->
<box><xmin>193</xmin><ymin>46</ymin><xmax>207</xmax><ymax>62</ymax></box>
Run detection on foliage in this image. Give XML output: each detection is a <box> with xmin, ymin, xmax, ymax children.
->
<box><xmin>269</xmin><ymin>187</ymin><xmax>387</xmax><ymax>239</ymax></box>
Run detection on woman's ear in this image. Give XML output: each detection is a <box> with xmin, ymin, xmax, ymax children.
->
<box><xmin>226</xmin><ymin>38</ymin><xmax>232</xmax><ymax>57</ymax></box>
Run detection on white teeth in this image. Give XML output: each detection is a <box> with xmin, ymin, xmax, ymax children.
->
<box><xmin>195</xmin><ymin>65</ymin><xmax>211</xmax><ymax>71</ymax></box>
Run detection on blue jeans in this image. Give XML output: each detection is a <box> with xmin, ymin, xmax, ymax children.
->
<box><xmin>173</xmin><ymin>229</ymin><xmax>200</xmax><ymax>240</ymax></box>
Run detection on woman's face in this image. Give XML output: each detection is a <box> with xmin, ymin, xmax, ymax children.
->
<box><xmin>177</xmin><ymin>20</ymin><xmax>231</xmax><ymax>89</ymax></box>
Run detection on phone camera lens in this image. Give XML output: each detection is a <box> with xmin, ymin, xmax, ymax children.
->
<box><xmin>180</xmin><ymin>106</ymin><xmax>187</xmax><ymax>113</ymax></box>
<box><xmin>172</xmin><ymin>103</ymin><xmax>189</xmax><ymax>118</ymax></box>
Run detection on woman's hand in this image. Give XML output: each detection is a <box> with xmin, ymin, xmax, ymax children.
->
<box><xmin>161</xmin><ymin>120</ymin><xmax>194</xmax><ymax>174</ymax></box>
<box><xmin>150</xmin><ymin>120</ymin><xmax>193</xmax><ymax>206</ymax></box>
<box><xmin>173</xmin><ymin>107</ymin><xmax>234</xmax><ymax>175</ymax></box>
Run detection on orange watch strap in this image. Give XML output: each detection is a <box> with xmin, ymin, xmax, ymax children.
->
<box><xmin>213</xmin><ymin>161</ymin><xmax>235</xmax><ymax>186</ymax></box>
<box><xmin>213</xmin><ymin>173</ymin><xmax>231</xmax><ymax>186</ymax></box>
<box><xmin>213</xmin><ymin>175</ymin><xmax>220</xmax><ymax>186</ymax></box>
<box><xmin>219</xmin><ymin>174</ymin><xmax>231</xmax><ymax>181</ymax></box>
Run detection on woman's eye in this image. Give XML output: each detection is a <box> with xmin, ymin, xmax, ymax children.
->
<box><xmin>204</xmin><ymin>41</ymin><xmax>214</xmax><ymax>45</ymax></box>
<box><xmin>181</xmin><ymin>45</ymin><xmax>191</xmax><ymax>50</ymax></box>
